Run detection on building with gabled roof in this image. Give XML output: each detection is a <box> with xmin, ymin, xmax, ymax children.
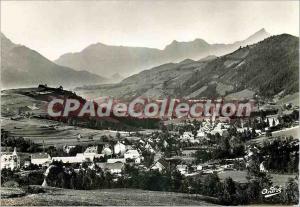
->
<box><xmin>31</xmin><ymin>152</ymin><xmax>51</xmax><ymax>166</ymax></box>
<box><xmin>114</xmin><ymin>141</ymin><xmax>126</xmax><ymax>156</ymax></box>
<box><xmin>95</xmin><ymin>162</ymin><xmax>124</xmax><ymax>174</ymax></box>
<box><xmin>151</xmin><ymin>158</ymin><xmax>168</xmax><ymax>172</ymax></box>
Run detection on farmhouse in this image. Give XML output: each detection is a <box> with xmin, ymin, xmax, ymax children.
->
<box><xmin>63</xmin><ymin>145</ymin><xmax>76</xmax><ymax>154</ymax></box>
<box><xmin>96</xmin><ymin>162</ymin><xmax>124</xmax><ymax>174</ymax></box>
<box><xmin>31</xmin><ymin>153</ymin><xmax>51</xmax><ymax>166</ymax></box>
<box><xmin>151</xmin><ymin>159</ymin><xmax>168</xmax><ymax>172</ymax></box>
<box><xmin>181</xmin><ymin>149</ymin><xmax>197</xmax><ymax>158</ymax></box>
<box><xmin>52</xmin><ymin>154</ymin><xmax>83</xmax><ymax>164</ymax></box>
<box><xmin>176</xmin><ymin>164</ymin><xmax>188</xmax><ymax>175</ymax></box>
<box><xmin>107</xmin><ymin>158</ymin><xmax>126</xmax><ymax>163</ymax></box>
<box><xmin>124</xmin><ymin>149</ymin><xmax>142</xmax><ymax>164</ymax></box>
<box><xmin>114</xmin><ymin>141</ymin><xmax>126</xmax><ymax>156</ymax></box>
<box><xmin>102</xmin><ymin>145</ymin><xmax>112</xmax><ymax>156</ymax></box>
<box><xmin>52</xmin><ymin>146</ymin><xmax>104</xmax><ymax>163</ymax></box>
<box><xmin>124</xmin><ymin>149</ymin><xmax>140</xmax><ymax>159</ymax></box>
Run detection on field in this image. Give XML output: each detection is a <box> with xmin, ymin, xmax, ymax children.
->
<box><xmin>218</xmin><ymin>170</ymin><xmax>298</xmax><ymax>186</ymax></box>
<box><xmin>248</xmin><ymin>126</ymin><xmax>299</xmax><ymax>145</ymax></box>
<box><xmin>0</xmin><ymin>187</ymin><xmax>217</xmax><ymax>206</ymax></box>
<box><xmin>1</xmin><ymin>117</ymin><xmax>157</xmax><ymax>147</ymax></box>
<box><xmin>276</xmin><ymin>92</ymin><xmax>299</xmax><ymax>106</ymax></box>
<box><xmin>1</xmin><ymin>117</ymin><xmax>112</xmax><ymax>147</ymax></box>
<box><xmin>1</xmin><ymin>89</ymin><xmax>159</xmax><ymax>147</ymax></box>
<box><xmin>272</xmin><ymin>126</ymin><xmax>300</xmax><ymax>138</ymax></box>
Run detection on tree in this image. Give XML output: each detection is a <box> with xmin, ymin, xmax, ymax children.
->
<box><xmin>251</xmin><ymin>127</ymin><xmax>257</xmax><ymax>138</ymax></box>
<box><xmin>116</xmin><ymin>132</ymin><xmax>121</xmax><ymax>140</ymax></box>
<box><xmin>284</xmin><ymin>178</ymin><xmax>299</xmax><ymax>204</ymax></box>
<box><xmin>202</xmin><ymin>174</ymin><xmax>221</xmax><ymax>197</ymax></box>
<box><xmin>220</xmin><ymin>177</ymin><xmax>236</xmax><ymax>205</ymax></box>
<box><xmin>195</xmin><ymin>150</ymin><xmax>212</xmax><ymax>164</ymax></box>
<box><xmin>170</xmin><ymin>170</ymin><xmax>183</xmax><ymax>192</ymax></box>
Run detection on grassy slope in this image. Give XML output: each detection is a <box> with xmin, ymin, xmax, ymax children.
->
<box><xmin>1</xmin><ymin>187</ymin><xmax>217</xmax><ymax>206</ymax></box>
<box><xmin>218</xmin><ymin>170</ymin><xmax>298</xmax><ymax>186</ymax></box>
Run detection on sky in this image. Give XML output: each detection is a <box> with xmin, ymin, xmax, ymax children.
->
<box><xmin>1</xmin><ymin>1</ymin><xmax>299</xmax><ymax>60</ymax></box>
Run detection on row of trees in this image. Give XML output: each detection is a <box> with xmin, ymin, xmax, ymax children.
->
<box><xmin>1</xmin><ymin>129</ymin><xmax>41</xmax><ymax>153</ymax></box>
<box><xmin>39</xmin><ymin>161</ymin><xmax>298</xmax><ymax>205</ymax></box>
<box><xmin>2</xmin><ymin>156</ymin><xmax>298</xmax><ymax>205</ymax></box>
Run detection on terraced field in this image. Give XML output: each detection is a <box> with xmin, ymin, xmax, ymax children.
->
<box><xmin>1</xmin><ymin>117</ymin><xmax>116</xmax><ymax>146</ymax></box>
<box><xmin>1</xmin><ymin>116</ymin><xmax>157</xmax><ymax>147</ymax></box>
<box><xmin>1</xmin><ymin>88</ymin><xmax>159</xmax><ymax>147</ymax></box>
<box><xmin>1</xmin><ymin>90</ymin><xmax>47</xmax><ymax>117</ymax></box>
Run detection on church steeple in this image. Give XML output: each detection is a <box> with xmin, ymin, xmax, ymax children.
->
<box><xmin>12</xmin><ymin>147</ymin><xmax>17</xmax><ymax>156</ymax></box>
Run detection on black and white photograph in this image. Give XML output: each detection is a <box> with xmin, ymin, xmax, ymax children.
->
<box><xmin>0</xmin><ymin>0</ymin><xmax>299</xmax><ymax>206</ymax></box>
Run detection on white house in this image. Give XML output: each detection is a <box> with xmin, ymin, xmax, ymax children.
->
<box><xmin>210</xmin><ymin>123</ymin><xmax>227</xmax><ymax>136</ymax></box>
<box><xmin>180</xmin><ymin>132</ymin><xmax>194</xmax><ymax>141</ymax></box>
<box><xmin>63</xmin><ymin>145</ymin><xmax>76</xmax><ymax>154</ymax></box>
<box><xmin>82</xmin><ymin>145</ymin><xmax>102</xmax><ymax>161</ymax></box>
<box><xmin>107</xmin><ymin>158</ymin><xmax>126</xmax><ymax>164</ymax></box>
<box><xmin>1</xmin><ymin>148</ymin><xmax>20</xmax><ymax>170</ymax></box>
<box><xmin>84</xmin><ymin>146</ymin><xmax>98</xmax><ymax>154</ymax></box>
<box><xmin>145</xmin><ymin>142</ymin><xmax>155</xmax><ymax>153</ymax></box>
<box><xmin>176</xmin><ymin>164</ymin><xmax>188</xmax><ymax>175</ymax></box>
<box><xmin>163</xmin><ymin>140</ymin><xmax>169</xmax><ymax>148</ymax></box>
<box><xmin>181</xmin><ymin>149</ymin><xmax>197</xmax><ymax>158</ymax></box>
<box><xmin>52</xmin><ymin>155</ymin><xmax>83</xmax><ymax>164</ymax></box>
<box><xmin>260</xmin><ymin>161</ymin><xmax>268</xmax><ymax>172</ymax></box>
<box><xmin>24</xmin><ymin>160</ymin><xmax>31</xmax><ymax>168</ymax></box>
<box><xmin>102</xmin><ymin>145</ymin><xmax>112</xmax><ymax>156</ymax></box>
<box><xmin>134</xmin><ymin>157</ymin><xmax>142</xmax><ymax>164</ymax></box>
<box><xmin>124</xmin><ymin>150</ymin><xmax>140</xmax><ymax>160</ymax></box>
<box><xmin>222</xmin><ymin>164</ymin><xmax>234</xmax><ymax>171</ymax></box>
<box><xmin>124</xmin><ymin>150</ymin><xmax>142</xmax><ymax>164</ymax></box>
<box><xmin>196</xmin><ymin>165</ymin><xmax>203</xmax><ymax>171</ymax></box>
<box><xmin>114</xmin><ymin>141</ymin><xmax>126</xmax><ymax>156</ymax></box>
<box><xmin>31</xmin><ymin>153</ymin><xmax>51</xmax><ymax>166</ymax></box>
<box><xmin>196</xmin><ymin>130</ymin><xmax>206</xmax><ymax>138</ymax></box>
<box><xmin>52</xmin><ymin>145</ymin><xmax>104</xmax><ymax>164</ymax></box>
<box><xmin>151</xmin><ymin>159</ymin><xmax>168</xmax><ymax>172</ymax></box>
<box><xmin>106</xmin><ymin>163</ymin><xmax>124</xmax><ymax>174</ymax></box>
<box><xmin>96</xmin><ymin>162</ymin><xmax>124</xmax><ymax>174</ymax></box>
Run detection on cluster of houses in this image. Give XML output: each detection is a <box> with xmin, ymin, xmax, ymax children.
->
<box><xmin>30</xmin><ymin>142</ymin><xmax>143</xmax><ymax>175</ymax></box>
<box><xmin>0</xmin><ymin>121</ymin><xmax>262</xmax><ymax>178</ymax></box>
<box><xmin>1</xmin><ymin>138</ymin><xmax>240</xmax><ymax>177</ymax></box>
<box><xmin>2</xmin><ymin>111</ymin><xmax>294</xmax><ymax>178</ymax></box>
<box><xmin>0</xmin><ymin>144</ymin><xmax>268</xmax><ymax>178</ymax></box>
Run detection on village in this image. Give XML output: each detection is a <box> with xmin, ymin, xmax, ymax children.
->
<box><xmin>1</xmin><ymin>86</ymin><xmax>299</xmax><ymax>205</ymax></box>
<box><xmin>1</xmin><ymin>1</ymin><xmax>300</xmax><ymax>205</ymax></box>
<box><xmin>1</xmin><ymin>108</ymin><xmax>299</xmax><ymax>185</ymax></box>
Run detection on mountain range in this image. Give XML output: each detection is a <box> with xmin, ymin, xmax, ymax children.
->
<box><xmin>75</xmin><ymin>34</ymin><xmax>299</xmax><ymax>100</ymax></box>
<box><xmin>1</xmin><ymin>33</ymin><xmax>108</xmax><ymax>89</ymax></box>
<box><xmin>2</xmin><ymin>29</ymin><xmax>298</xmax><ymax>99</ymax></box>
<box><xmin>55</xmin><ymin>28</ymin><xmax>270</xmax><ymax>78</ymax></box>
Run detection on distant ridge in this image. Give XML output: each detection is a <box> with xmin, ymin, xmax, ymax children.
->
<box><xmin>75</xmin><ymin>34</ymin><xmax>299</xmax><ymax>100</ymax></box>
<box><xmin>1</xmin><ymin>33</ymin><xmax>108</xmax><ymax>89</ymax></box>
<box><xmin>55</xmin><ymin>29</ymin><xmax>271</xmax><ymax>77</ymax></box>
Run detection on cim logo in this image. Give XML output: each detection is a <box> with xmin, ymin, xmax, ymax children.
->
<box><xmin>261</xmin><ymin>186</ymin><xmax>282</xmax><ymax>198</ymax></box>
